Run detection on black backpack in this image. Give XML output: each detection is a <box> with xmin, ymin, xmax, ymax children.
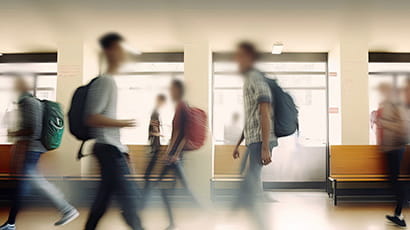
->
<box><xmin>263</xmin><ymin>73</ymin><xmax>299</xmax><ymax>137</ymax></box>
<box><xmin>68</xmin><ymin>77</ymin><xmax>99</xmax><ymax>160</ymax></box>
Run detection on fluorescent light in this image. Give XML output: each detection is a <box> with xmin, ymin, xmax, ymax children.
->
<box><xmin>272</xmin><ymin>43</ymin><xmax>284</xmax><ymax>54</ymax></box>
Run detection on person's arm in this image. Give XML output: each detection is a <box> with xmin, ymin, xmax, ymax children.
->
<box><xmin>10</xmin><ymin>98</ymin><xmax>35</xmax><ymax>137</ymax></box>
<box><xmin>86</xmin><ymin>114</ymin><xmax>135</xmax><ymax>128</ymax></box>
<box><xmin>166</xmin><ymin>103</ymin><xmax>187</xmax><ymax>162</ymax></box>
<box><xmin>232</xmin><ymin>131</ymin><xmax>244</xmax><ymax>159</ymax></box>
<box><xmin>253</xmin><ymin>71</ymin><xmax>273</xmax><ymax>165</ymax></box>
<box><xmin>85</xmin><ymin>77</ymin><xmax>136</xmax><ymax>128</ymax></box>
<box><xmin>169</xmin><ymin>137</ymin><xmax>187</xmax><ymax>163</ymax></box>
<box><xmin>260</xmin><ymin>102</ymin><xmax>272</xmax><ymax>165</ymax></box>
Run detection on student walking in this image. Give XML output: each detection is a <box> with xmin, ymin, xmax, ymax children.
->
<box><xmin>83</xmin><ymin>33</ymin><xmax>144</xmax><ymax>230</ymax></box>
<box><xmin>0</xmin><ymin>77</ymin><xmax>78</xmax><ymax>230</ymax></box>
<box><xmin>375</xmin><ymin>83</ymin><xmax>409</xmax><ymax>227</ymax></box>
<box><xmin>142</xmin><ymin>94</ymin><xmax>166</xmax><ymax>203</ymax></box>
<box><xmin>157</xmin><ymin>80</ymin><xmax>200</xmax><ymax>230</ymax></box>
<box><xmin>232</xmin><ymin>42</ymin><xmax>277</xmax><ymax>230</ymax></box>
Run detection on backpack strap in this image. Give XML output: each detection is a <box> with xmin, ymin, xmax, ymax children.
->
<box><xmin>76</xmin><ymin>140</ymin><xmax>92</xmax><ymax>160</ymax></box>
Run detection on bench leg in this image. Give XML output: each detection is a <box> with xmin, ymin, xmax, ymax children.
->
<box><xmin>210</xmin><ymin>179</ymin><xmax>214</xmax><ymax>202</ymax></box>
<box><xmin>333</xmin><ymin>180</ymin><xmax>338</xmax><ymax>206</ymax></box>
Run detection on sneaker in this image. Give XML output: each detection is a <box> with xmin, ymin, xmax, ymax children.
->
<box><xmin>0</xmin><ymin>224</ymin><xmax>16</xmax><ymax>230</ymax></box>
<box><xmin>386</xmin><ymin>215</ymin><xmax>407</xmax><ymax>227</ymax></box>
<box><xmin>54</xmin><ymin>208</ymin><xmax>79</xmax><ymax>226</ymax></box>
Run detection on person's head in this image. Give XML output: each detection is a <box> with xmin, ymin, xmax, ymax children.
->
<box><xmin>13</xmin><ymin>76</ymin><xmax>30</xmax><ymax>94</ymax></box>
<box><xmin>99</xmin><ymin>32</ymin><xmax>126</xmax><ymax>70</ymax></box>
<box><xmin>235</xmin><ymin>41</ymin><xmax>259</xmax><ymax>73</ymax></box>
<box><xmin>170</xmin><ymin>79</ymin><xmax>184</xmax><ymax>102</ymax></box>
<box><xmin>155</xmin><ymin>94</ymin><xmax>167</xmax><ymax>108</ymax></box>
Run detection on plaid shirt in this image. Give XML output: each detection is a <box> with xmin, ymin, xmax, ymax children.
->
<box><xmin>243</xmin><ymin>69</ymin><xmax>277</xmax><ymax>146</ymax></box>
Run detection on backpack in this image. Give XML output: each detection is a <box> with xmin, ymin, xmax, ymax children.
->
<box><xmin>68</xmin><ymin>77</ymin><xmax>99</xmax><ymax>160</ymax></box>
<box><xmin>19</xmin><ymin>94</ymin><xmax>64</xmax><ymax>151</ymax></box>
<box><xmin>183</xmin><ymin>105</ymin><xmax>208</xmax><ymax>151</ymax></box>
<box><xmin>264</xmin><ymin>75</ymin><xmax>299</xmax><ymax>137</ymax></box>
<box><xmin>41</xmin><ymin>100</ymin><xmax>65</xmax><ymax>150</ymax></box>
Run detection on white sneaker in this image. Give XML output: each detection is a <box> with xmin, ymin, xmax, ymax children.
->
<box><xmin>0</xmin><ymin>224</ymin><xmax>16</xmax><ymax>230</ymax></box>
<box><xmin>54</xmin><ymin>208</ymin><xmax>79</xmax><ymax>226</ymax></box>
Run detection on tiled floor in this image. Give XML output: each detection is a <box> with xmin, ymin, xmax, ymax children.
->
<box><xmin>0</xmin><ymin>191</ymin><xmax>406</xmax><ymax>230</ymax></box>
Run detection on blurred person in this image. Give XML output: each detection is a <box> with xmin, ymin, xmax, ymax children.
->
<box><xmin>0</xmin><ymin>77</ymin><xmax>78</xmax><ymax>230</ymax></box>
<box><xmin>405</xmin><ymin>79</ymin><xmax>410</xmax><ymax>143</ymax></box>
<box><xmin>374</xmin><ymin>83</ymin><xmax>409</xmax><ymax>227</ymax></box>
<box><xmin>84</xmin><ymin>33</ymin><xmax>144</xmax><ymax>230</ymax></box>
<box><xmin>231</xmin><ymin>42</ymin><xmax>277</xmax><ymax>230</ymax></box>
<box><xmin>142</xmin><ymin>94</ymin><xmax>166</xmax><ymax>202</ymax></box>
<box><xmin>156</xmin><ymin>79</ymin><xmax>200</xmax><ymax>230</ymax></box>
<box><xmin>224</xmin><ymin>112</ymin><xmax>242</xmax><ymax>145</ymax></box>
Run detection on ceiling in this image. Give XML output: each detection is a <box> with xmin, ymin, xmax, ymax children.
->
<box><xmin>1</xmin><ymin>0</ymin><xmax>410</xmax><ymax>53</ymax></box>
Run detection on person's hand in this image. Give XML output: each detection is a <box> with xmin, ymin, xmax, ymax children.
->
<box><xmin>150</xmin><ymin>120</ymin><xmax>160</xmax><ymax>127</ymax></box>
<box><xmin>169</xmin><ymin>155</ymin><xmax>180</xmax><ymax>164</ymax></box>
<box><xmin>161</xmin><ymin>153</ymin><xmax>171</xmax><ymax>162</ymax></box>
<box><xmin>7</xmin><ymin>130</ymin><xmax>16</xmax><ymax>137</ymax></box>
<box><xmin>261</xmin><ymin>146</ymin><xmax>272</xmax><ymax>165</ymax></box>
<box><xmin>233</xmin><ymin>146</ymin><xmax>240</xmax><ymax>159</ymax></box>
<box><xmin>120</xmin><ymin>119</ymin><xmax>137</xmax><ymax>128</ymax></box>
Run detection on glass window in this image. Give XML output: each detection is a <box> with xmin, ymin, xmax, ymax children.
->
<box><xmin>213</xmin><ymin>53</ymin><xmax>328</xmax><ymax>182</ymax></box>
<box><xmin>213</xmin><ymin>59</ymin><xmax>327</xmax><ymax>147</ymax></box>
<box><xmin>0</xmin><ymin>54</ymin><xmax>57</xmax><ymax>144</ymax></box>
<box><xmin>115</xmin><ymin>55</ymin><xmax>184</xmax><ymax>145</ymax></box>
<box><xmin>368</xmin><ymin>61</ymin><xmax>410</xmax><ymax>144</ymax></box>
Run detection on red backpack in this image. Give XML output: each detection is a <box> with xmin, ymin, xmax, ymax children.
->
<box><xmin>184</xmin><ymin>106</ymin><xmax>208</xmax><ymax>150</ymax></box>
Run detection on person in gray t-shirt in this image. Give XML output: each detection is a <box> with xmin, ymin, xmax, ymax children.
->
<box><xmin>84</xmin><ymin>33</ymin><xmax>144</xmax><ymax>230</ymax></box>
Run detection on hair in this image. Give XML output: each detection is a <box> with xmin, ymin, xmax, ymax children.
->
<box><xmin>237</xmin><ymin>41</ymin><xmax>260</xmax><ymax>60</ymax></box>
<box><xmin>99</xmin><ymin>32</ymin><xmax>124</xmax><ymax>50</ymax></box>
<box><xmin>171</xmin><ymin>79</ymin><xmax>185</xmax><ymax>97</ymax></box>
<box><xmin>157</xmin><ymin>94</ymin><xmax>166</xmax><ymax>101</ymax></box>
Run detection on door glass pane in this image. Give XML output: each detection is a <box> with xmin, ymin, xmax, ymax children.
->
<box><xmin>115</xmin><ymin>61</ymin><xmax>184</xmax><ymax>145</ymax></box>
<box><xmin>213</xmin><ymin>55</ymin><xmax>327</xmax><ymax>182</ymax></box>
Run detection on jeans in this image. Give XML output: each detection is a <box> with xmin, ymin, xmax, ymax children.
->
<box><xmin>386</xmin><ymin>148</ymin><xmax>407</xmax><ymax>216</ymax></box>
<box><xmin>7</xmin><ymin>151</ymin><xmax>73</xmax><ymax>224</ymax></box>
<box><xmin>157</xmin><ymin>155</ymin><xmax>199</xmax><ymax>227</ymax></box>
<box><xmin>85</xmin><ymin>144</ymin><xmax>143</xmax><ymax>230</ymax></box>
<box><xmin>235</xmin><ymin>142</ymin><xmax>275</xmax><ymax>230</ymax></box>
<box><xmin>141</xmin><ymin>149</ymin><xmax>160</xmax><ymax>208</ymax></box>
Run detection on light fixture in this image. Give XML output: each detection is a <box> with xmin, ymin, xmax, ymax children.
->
<box><xmin>272</xmin><ymin>43</ymin><xmax>284</xmax><ymax>55</ymax></box>
<box><xmin>0</xmin><ymin>53</ymin><xmax>3</xmax><ymax>56</ymax></box>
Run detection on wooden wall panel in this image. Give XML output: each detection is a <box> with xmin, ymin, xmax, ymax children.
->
<box><xmin>214</xmin><ymin>145</ymin><xmax>245</xmax><ymax>176</ymax></box>
<box><xmin>0</xmin><ymin>145</ymin><xmax>13</xmax><ymax>173</ymax></box>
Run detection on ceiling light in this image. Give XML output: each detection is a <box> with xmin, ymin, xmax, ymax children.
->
<box><xmin>272</xmin><ymin>43</ymin><xmax>284</xmax><ymax>55</ymax></box>
<box><xmin>0</xmin><ymin>53</ymin><xmax>3</xmax><ymax>56</ymax></box>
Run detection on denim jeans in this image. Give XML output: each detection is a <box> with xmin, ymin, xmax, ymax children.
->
<box><xmin>235</xmin><ymin>142</ymin><xmax>276</xmax><ymax>230</ymax></box>
<box><xmin>7</xmin><ymin>151</ymin><xmax>73</xmax><ymax>224</ymax></box>
<box><xmin>85</xmin><ymin>143</ymin><xmax>144</xmax><ymax>230</ymax></box>
<box><xmin>156</xmin><ymin>156</ymin><xmax>200</xmax><ymax>227</ymax></box>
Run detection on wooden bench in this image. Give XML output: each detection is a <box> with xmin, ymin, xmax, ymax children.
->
<box><xmin>329</xmin><ymin>145</ymin><xmax>410</xmax><ymax>205</ymax></box>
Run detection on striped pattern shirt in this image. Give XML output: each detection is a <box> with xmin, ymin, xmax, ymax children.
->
<box><xmin>243</xmin><ymin>69</ymin><xmax>277</xmax><ymax>146</ymax></box>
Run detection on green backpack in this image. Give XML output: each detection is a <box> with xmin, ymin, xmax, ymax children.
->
<box><xmin>41</xmin><ymin>100</ymin><xmax>64</xmax><ymax>150</ymax></box>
